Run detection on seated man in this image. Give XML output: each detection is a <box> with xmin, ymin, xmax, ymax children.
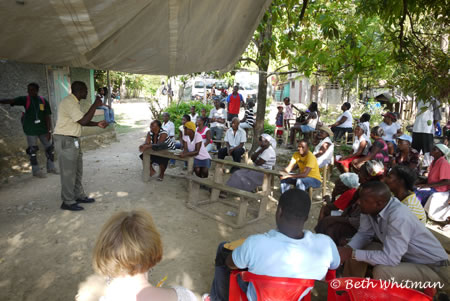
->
<box><xmin>218</xmin><ymin>117</ymin><xmax>246</xmax><ymax>164</ymax></box>
<box><xmin>96</xmin><ymin>87</ymin><xmax>115</xmax><ymax>124</ymax></box>
<box><xmin>313</xmin><ymin>126</ymin><xmax>334</xmax><ymax>168</ymax></box>
<box><xmin>203</xmin><ymin>189</ymin><xmax>340</xmax><ymax>301</ymax></box>
<box><xmin>209</xmin><ymin>99</ymin><xmax>227</xmax><ymax>149</ymax></box>
<box><xmin>280</xmin><ymin>140</ymin><xmax>322</xmax><ymax>193</ymax></box>
<box><xmin>330</xmin><ymin>102</ymin><xmax>352</xmax><ymax>142</ymax></box>
<box><xmin>339</xmin><ymin>181</ymin><xmax>449</xmax><ymax>285</ymax></box>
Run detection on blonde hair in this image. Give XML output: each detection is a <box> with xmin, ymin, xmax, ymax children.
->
<box><xmin>92</xmin><ymin>210</ymin><xmax>163</xmax><ymax>277</ymax></box>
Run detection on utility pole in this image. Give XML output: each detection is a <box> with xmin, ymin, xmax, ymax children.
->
<box><xmin>107</xmin><ymin>70</ymin><xmax>112</xmax><ymax>106</ymax></box>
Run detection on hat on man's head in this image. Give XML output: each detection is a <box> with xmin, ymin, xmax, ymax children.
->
<box><xmin>184</xmin><ymin>121</ymin><xmax>196</xmax><ymax>132</ymax></box>
<box><xmin>397</xmin><ymin>134</ymin><xmax>412</xmax><ymax>144</ymax></box>
<box><xmin>382</xmin><ymin>112</ymin><xmax>397</xmax><ymax>122</ymax></box>
<box><xmin>318</xmin><ymin>125</ymin><xmax>333</xmax><ymax>137</ymax></box>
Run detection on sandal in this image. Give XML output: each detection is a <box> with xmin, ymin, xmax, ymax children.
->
<box><xmin>157</xmin><ymin>177</ymin><xmax>163</xmax><ymax>181</ymax></box>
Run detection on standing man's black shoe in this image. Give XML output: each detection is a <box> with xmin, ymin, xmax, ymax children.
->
<box><xmin>60</xmin><ymin>203</ymin><xmax>84</xmax><ymax>211</ymax></box>
<box><xmin>76</xmin><ymin>197</ymin><xmax>95</xmax><ymax>203</ymax></box>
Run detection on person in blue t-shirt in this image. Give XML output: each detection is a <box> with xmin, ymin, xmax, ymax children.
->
<box><xmin>202</xmin><ymin>189</ymin><xmax>340</xmax><ymax>301</ymax></box>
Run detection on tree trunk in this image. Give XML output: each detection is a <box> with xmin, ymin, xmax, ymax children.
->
<box><xmin>250</xmin><ymin>14</ymin><xmax>272</xmax><ymax>155</ymax></box>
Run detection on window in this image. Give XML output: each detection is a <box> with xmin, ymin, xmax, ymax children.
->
<box><xmin>291</xmin><ymin>81</ymin><xmax>295</xmax><ymax>88</ymax></box>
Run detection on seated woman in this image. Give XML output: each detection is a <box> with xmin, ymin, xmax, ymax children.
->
<box><xmin>196</xmin><ymin>116</ymin><xmax>213</xmax><ymax>152</ymax></box>
<box><xmin>180</xmin><ymin>121</ymin><xmax>211</xmax><ymax>178</ymax></box>
<box><xmin>380</xmin><ymin>112</ymin><xmax>402</xmax><ymax>155</ymax></box>
<box><xmin>416</xmin><ymin>144</ymin><xmax>450</xmax><ymax>205</ymax></box>
<box><xmin>359</xmin><ymin>113</ymin><xmax>371</xmax><ymax>137</ymax></box>
<box><xmin>315</xmin><ymin>160</ymin><xmax>385</xmax><ymax>246</ymax></box>
<box><xmin>76</xmin><ymin>210</ymin><xmax>196</xmax><ymax>301</ymax></box>
<box><xmin>280</xmin><ymin>139</ymin><xmax>322</xmax><ymax>193</ymax></box>
<box><xmin>351</xmin><ymin>126</ymin><xmax>389</xmax><ymax>172</ymax></box>
<box><xmin>384</xmin><ymin>165</ymin><xmax>426</xmax><ymax>223</ymax></box>
<box><xmin>330</xmin><ymin>102</ymin><xmax>353</xmax><ymax>141</ymax></box>
<box><xmin>288</xmin><ymin>102</ymin><xmax>319</xmax><ymax>147</ymax></box>
<box><xmin>336</xmin><ymin>123</ymin><xmax>371</xmax><ymax>173</ymax></box>
<box><xmin>225</xmin><ymin>133</ymin><xmax>276</xmax><ymax>193</ymax></box>
<box><xmin>391</xmin><ymin>134</ymin><xmax>420</xmax><ymax>173</ymax></box>
<box><xmin>139</xmin><ymin>120</ymin><xmax>175</xmax><ymax>181</ymax></box>
<box><xmin>313</xmin><ymin>125</ymin><xmax>334</xmax><ymax>168</ymax></box>
<box><xmin>318</xmin><ymin>172</ymin><xmax>359</xmax><ymax>220</ymax></box>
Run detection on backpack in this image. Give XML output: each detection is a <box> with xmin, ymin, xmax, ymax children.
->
<box><xmin>21</xmin><ymin>95</ymin><xmax>45</xmax><ymax>124</ymax></box>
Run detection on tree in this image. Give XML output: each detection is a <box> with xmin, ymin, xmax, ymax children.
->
<box><xmin>359</xmin><ymin>0</ymin><xmax>449</xmax><ymax>102</ymax></box>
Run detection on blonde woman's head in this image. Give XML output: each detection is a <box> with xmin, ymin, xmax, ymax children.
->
<box><xmin>93</xmin><ymin>210</ymin><xmax>163</xmax><ymax>277</ymax></box>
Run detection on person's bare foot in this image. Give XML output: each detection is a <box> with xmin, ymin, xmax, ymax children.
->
<box><xmin>150</xmin><ymin>166</ymin><xmax>156</xmax><ymax>177</ymax></box>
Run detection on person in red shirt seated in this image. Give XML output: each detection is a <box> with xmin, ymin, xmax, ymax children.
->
<box><xmin>416</xmin><ymin>144</ymin><xmax>450</xmax><ymax>205</ymax></box>
<box><xmin>318</xmin><ymin>172</ymin><xmax>359</xmax><ymax>220</ymax></box>
<box><xmin>226</xmin><ymin>86</ymin><xmax>244</xmax><ymax>122</ymax></box>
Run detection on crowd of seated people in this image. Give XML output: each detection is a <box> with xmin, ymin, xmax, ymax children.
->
<box><xmin>130</xmin><ymin>100</ymin><xmax>448</xmax><ymax>300</ymax></box>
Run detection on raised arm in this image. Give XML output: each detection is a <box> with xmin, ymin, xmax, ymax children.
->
<box><xmin>77</xmin><ymin>96</ymin><xmax>103</xmax><ymax>126</ymax></box>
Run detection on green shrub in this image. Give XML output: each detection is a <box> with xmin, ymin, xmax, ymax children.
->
<box><xmin>264</xmin><ymin>119</ymin><xmax>276</xmax><ymax>134</ymax></box>
<box><xmin>164</xmin><ymin>101</ymin><xmax>213</xmax><ymax>135</ymax></box>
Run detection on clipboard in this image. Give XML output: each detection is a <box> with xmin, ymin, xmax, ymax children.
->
<box><xmin>224</xmin><ymin>238</ymin><xmax>246</xmax><ymax>250</ymax></box>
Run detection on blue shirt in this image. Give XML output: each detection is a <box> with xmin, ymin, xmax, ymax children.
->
<box><xmin>232</xmin><ymin>230</ymin><xmax>340</xmax><ymax>301</ymax></box>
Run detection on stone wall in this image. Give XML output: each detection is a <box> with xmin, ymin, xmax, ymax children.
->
<box><xmin>0</xmin><ymin>61</ymin><xmax>115</xmax><ymax>180</ymax></box>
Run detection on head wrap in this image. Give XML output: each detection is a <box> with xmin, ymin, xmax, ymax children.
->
<box><xmin>261</xmin><ymin>133</ymin><xmax>277</xmax><ymax>149</ymax></box>
<box><xmin>318</xmin><ymin>125</ymin><xmax>333</xmax><ymax>137</ymax></box>
<box><xmin>184</xmin><ymin>121</ymin><xmax>196</xmax><ymax>132</ymax></box>
<box><xmin>339</xmin><ymin>173</ymin><xmax>360</xmax><ymax>189</ymax></box>
<box><xmin>435</xmin><ymin>144</ymin><xmax>450</xmax><ymax>163</ymax></box>
<box><xmin>357</xmin><ymin>122</ymin><xmax>369</xmax><ymax>135</ymax></box>
<box><xmin>365</xmin><ymin>160</ymin><xmax>385</xmax><ymax>177</ymax></box>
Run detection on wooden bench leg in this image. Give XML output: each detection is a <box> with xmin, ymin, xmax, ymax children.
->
<box><xmin>211</xmin><ymin>162</ymin><xmax>224</xmax><ymax>201</ymax></box>
<box><xmin>308</xmin><ymin>187</ymin><xmax>313</xmax><ymax>200</ymax></box>
<box><xmin>142</xmin><ymin>152</ymin><xmax>150</xmax><ymax>182</ymax></box>
<box><xmin>236</xmin><ymin>197</ymin><xmax>249</xmax><ymax>227</ymax></box>
<box><xmin>322</xmin><ymin>165</ymin><xmax>328</xmax><ymax>198</ymax></box>
<box><xmin>188</xmin><ymin>182</ymin><xmax>200</xmax><ymax>205</ymax></box>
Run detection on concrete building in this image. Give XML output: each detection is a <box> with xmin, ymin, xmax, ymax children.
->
<box><xmin>0</xmin><ymin>60</ymin><xmax>116</xmax><ymax>179</ymax></box>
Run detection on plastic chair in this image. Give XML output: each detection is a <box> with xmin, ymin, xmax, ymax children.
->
<box><xmin>229</xmin><ymin>270</ymin><xmax>337</xmax><ymax>301</ymax></box>
<box><xmin>327</xmin><ymin>277</ymin><xmax>433</xmax><ymax>301</ymax></box>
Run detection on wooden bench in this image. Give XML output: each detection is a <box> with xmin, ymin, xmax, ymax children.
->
<box><xmin>427</xmin><ymin>226</ymin><xmax>450</xmax><ymax>254</ymax></box>
<box><xmin>307</xmin><ymin>164</ymin><xmax>332</xmax><ymax>201</ymax></box>
<box><xmin>186</xmin><ymin>158</ymin><xmax>282</xmax><ymax>228</ymax></box>
<box><xmin>210</xmin><ymin>141</ymin><xmax>249</xmax><ymax>163</ymax></box>
<box><xmin>94</xmin><ymin>109</ymin><xmax>104</xmax><ymax>116</ymax></box>
<box><xmin>142</xmin><ymin>149</ymin><xmax>193</xmax><ymax>182</ymax></box>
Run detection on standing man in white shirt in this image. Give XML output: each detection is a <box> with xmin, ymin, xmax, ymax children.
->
<box><xmin>202</xmin><ymin>189</ymin><xmax>340</xmax><ymax>301</ymax></box>
<box><xmin>412</xmin><ymin>100</ymin><xmax>436</xmax><ymax>159</ymax></box>
<box><xmin>53</xmin><ymin>81</ymin><xmax>108</xmax><ymax>211</ymax></box>
<box><xmin>218</xmin><ymin>118</ymin><xmax>246</xmax><ymax>166</ymax></box>
<box><xmin>209</xmin><ymin>99</ymin><xmax>227</xmax><ymax>149</ymax></box>
<box><xmin>330</xmin><ymin>102</ymin><xmax>353</xmax><ymax>142</ymax></box>
<box><xmin>161</xmin><ymin>112</ymin><xmax>175</xmax><ymax>139</ymax></box>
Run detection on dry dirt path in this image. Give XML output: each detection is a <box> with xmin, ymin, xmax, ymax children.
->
<box><xmin>0</xmin><ymin>102</ymin><xmax>326</xmax><ymax>301</ymax></box>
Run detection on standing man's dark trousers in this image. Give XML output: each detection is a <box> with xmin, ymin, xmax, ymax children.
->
<box><xmin>26</xmin><ymin>134</ymin><xmax>56</xmax><ymax>175</ymax></box>
<box><xmin>218</xmin><ymin>147</ymin><xmax>245</xmax><ymax>163</ymax></box>
<box><xmin>54</xmin><ymin>135</ymin><xmax>86</xmax><ymax>206</ymax></box>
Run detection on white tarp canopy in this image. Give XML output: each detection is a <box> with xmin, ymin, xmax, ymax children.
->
<box><xmin>0</xmin><ymin>0</ymin><xmax>271</xmax><ymax>75</ymax></box>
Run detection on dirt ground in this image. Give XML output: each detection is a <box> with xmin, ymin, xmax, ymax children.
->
<box><xmin>0</xmin><ymin>102</ymin><xmax>329</xmax><ymax>301</ymax></box>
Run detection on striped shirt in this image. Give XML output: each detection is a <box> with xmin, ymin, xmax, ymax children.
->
<box><xmin>149</xmin><ymin>129</ymin><xmax>175</xmax><ymax>150</ymax></box>
<box><xmin>245</xmin><ymin>108</ymin><xmax>255</xmax><ymax>127</ymax></box>
<box><xmin>401</xmin><ymin>193</ymin><xmax>426</xmax><ymax>223</ymax></box>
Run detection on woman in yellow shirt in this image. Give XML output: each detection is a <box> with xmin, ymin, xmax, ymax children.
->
<box><xmin>280</xmin><ymin>140</ymin><xmax>322</xmax><ymax>193</ymax></box>
<box><xmin>384</xmin><ymin>165</ymin><xmax>426</xmax><ymax>223</ymax></box>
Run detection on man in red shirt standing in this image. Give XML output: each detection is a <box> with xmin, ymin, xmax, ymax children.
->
<box><xmin>226</xmin><ymin>86</ymin><xmax>244</xmax><ymax>122</ymax></box>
